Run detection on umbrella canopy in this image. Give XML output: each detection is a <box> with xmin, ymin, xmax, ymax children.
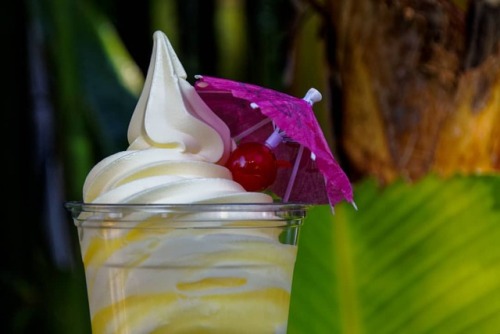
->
<box><xmin>194</xmin><ymin>75</ymin><xmax>353</xmax><ymax>207</ymax></box>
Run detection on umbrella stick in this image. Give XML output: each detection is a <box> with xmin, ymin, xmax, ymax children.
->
<box><xmin>284</xmin><ymin>144</ymin><xmax>304</xmax><ymax>202</ymax></box>
<box><xmin>233</xmin><ymin>118</ymin><xmax>272</xmax><ymax>142</ymax></box>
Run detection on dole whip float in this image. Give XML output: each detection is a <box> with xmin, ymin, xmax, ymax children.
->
<box><xmin>77</xmin><ymin>31</ymin><xmax>300</xmax><ymax>334</ymax></box>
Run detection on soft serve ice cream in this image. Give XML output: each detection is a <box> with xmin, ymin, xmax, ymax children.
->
<box><xmin>76</xmin><ymin>30</ymin><xmax>302</xmax><ymax>334</ymax></box>
<box><xmin>83</xmin><ymin>30</ymin><xmax>271</xmax><ymax>205</ymax></box>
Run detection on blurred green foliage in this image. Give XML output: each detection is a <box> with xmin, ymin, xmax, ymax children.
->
<box><xmin>290</xmin><ymin>175</ymin><xmax>500</xmax><ymax>333</ymax></box>
<box><xmin>5</xmin><ymin>0</ymin><xmax>500</xmax><ymax>333</ymax></box>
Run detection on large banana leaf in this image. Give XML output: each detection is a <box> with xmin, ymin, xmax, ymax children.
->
<box><xmin>289</xmin><ymin>174</ymin><xmax>500</xmax><ymax>333</ymax></box>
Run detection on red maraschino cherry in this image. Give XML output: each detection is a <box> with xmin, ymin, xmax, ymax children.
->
<box><xmin>226</xmin><ymin>142</ymin><xmax>277</xmax><ymax>191</ymax></box>
<box><xmin>226</xmin><ymin>128</ymin><xmax>285</xmax><ymax>191</ymax></box>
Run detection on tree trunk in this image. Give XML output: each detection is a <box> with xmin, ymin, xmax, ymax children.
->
<box><xmin>319</xmin><ymin>0</ymin><xmax>500</xmax><ymax>183</ymax></box>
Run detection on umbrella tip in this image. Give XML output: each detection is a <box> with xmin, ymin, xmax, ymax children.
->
<box><xmin>303</xmin><ymin>88</ymin><xmax>322</xmax><ymax>105</ymax></box>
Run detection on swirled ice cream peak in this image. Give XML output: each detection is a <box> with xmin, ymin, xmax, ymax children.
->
<box><xmin>82</xmin><ymin>31</ymin><xmax>272</xmax><ymax>204</ymax></box>
<box><xmin>127</xmin><ymin>30</ymin><xmax>231</xmax><ymax>163</ymax></box>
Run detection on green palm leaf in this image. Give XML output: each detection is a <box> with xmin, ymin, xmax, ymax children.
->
<box><xmin>289</xmin><ymin>175</ymin><xmax>500</xmax><ymax>334</ymax></box>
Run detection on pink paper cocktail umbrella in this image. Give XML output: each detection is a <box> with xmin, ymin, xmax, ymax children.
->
<box><xmin>195</xmin><ymin>75</ymin><xmax>354</xmax><ymax>208</ymax></box>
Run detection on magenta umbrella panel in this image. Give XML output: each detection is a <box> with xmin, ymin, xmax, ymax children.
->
<box><xmin>194</xmin><ymin>75</ymin><xmax>353</xmax><ymax>207</ymax></box>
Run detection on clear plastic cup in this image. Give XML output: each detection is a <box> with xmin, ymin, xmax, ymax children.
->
<box><xmin>65</xmin><ymin>202</ymin><xmax>308</xmax><ymax>334</ymax></box>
